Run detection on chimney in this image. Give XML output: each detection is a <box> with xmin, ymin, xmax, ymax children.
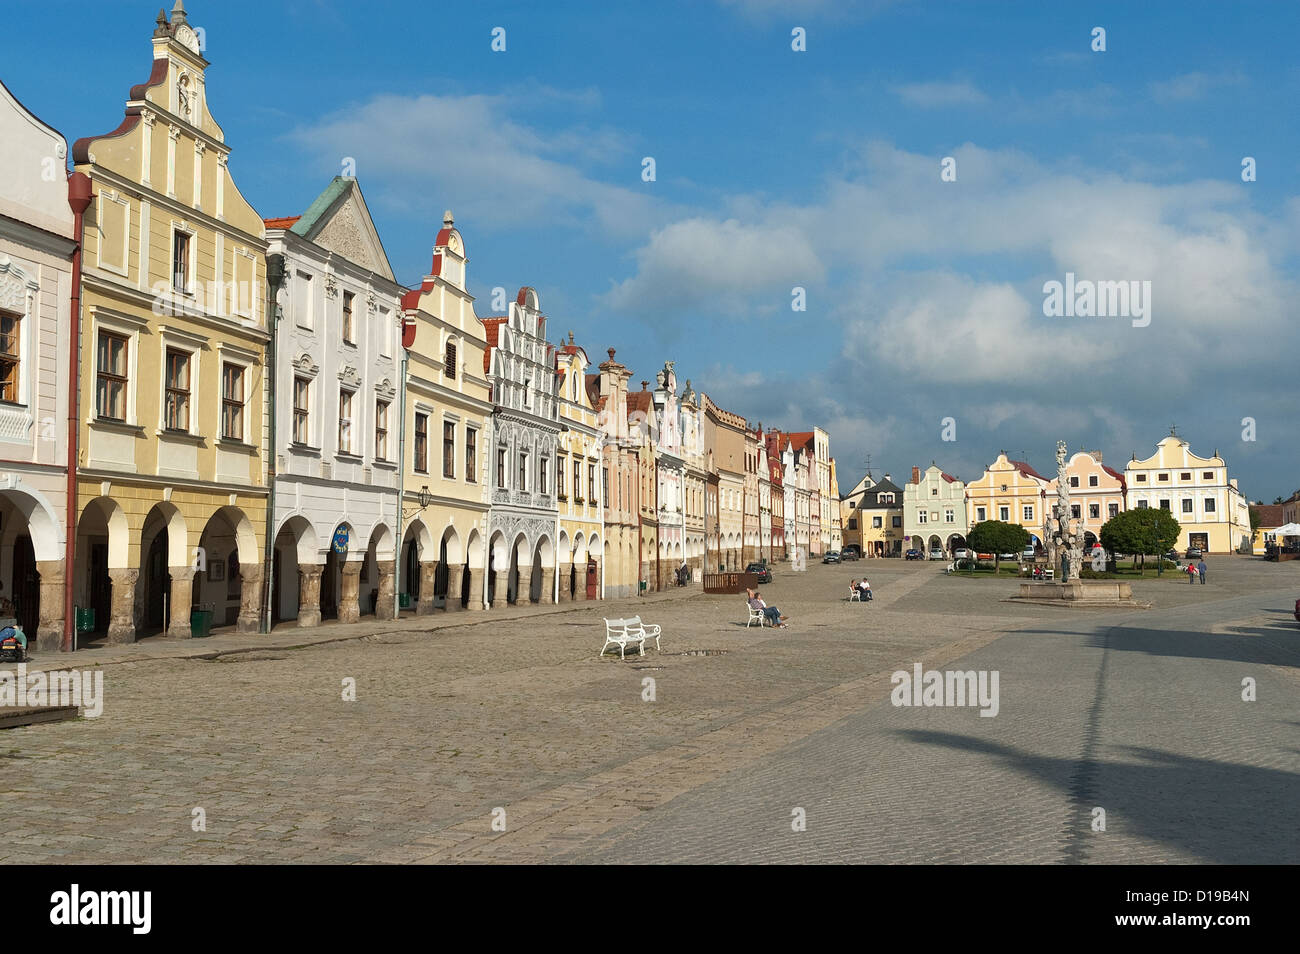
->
<box><xmin>911</xmin><ymin>465</ymin><xmax>920</xmax><ymax>485</ymax></box>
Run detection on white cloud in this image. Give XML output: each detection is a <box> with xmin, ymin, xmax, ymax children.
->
<box><xmin>892</xmin><ymin>80</ymin><xmax>988</xmax><ymax>108</ymax></box>
<box><xmin>1149</xmin><ymin>71</ymin><xmax>1246</xmax><ymax>104</ymax></box>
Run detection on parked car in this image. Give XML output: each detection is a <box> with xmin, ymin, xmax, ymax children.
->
<box><xmin>746</xmin><ymin>562</ymin><xmax>772</xmax><ymax>583</ymax></box>
<box><xmin>928</xmin><ymin>548</ymin><xmax>944</xmax><ymax>560</ymax></box>
<box><xmin>1021</xmin><ymin>547</ymin><xmax>1036</xmax><ymax>560</ymax></box>
<box><xmin>1186</xmin><ymin>547</ymin><xmax>1203</xmax><ymax>559</ymax></box>
<box><xmin>997</xmin><ymin>552</ymin><xmax>1016</xmax><ymax>560</ymax></box>
<box><xmin>905</xmin><ymin>549</ymin><xmax>923</xmax><ymax>561</ymax></box>
<box><xmin>954</xmin><ymin>548</ymin><xmax>970</xmax><ymax>559</ymax></box>
<box><xmin>822</xmin><ymin>551</ymin><xmax>841</xmax><ymax>564</ymax></box>
<box><xmin>840</xmin><ymin>548</ymin><xmax>859</xmax><ymax>561</ymax></box>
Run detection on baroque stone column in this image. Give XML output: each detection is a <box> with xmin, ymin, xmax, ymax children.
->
<box><xmin>556</xmin><ymin>563</ymin><xmax>571</xmax><ymax>602</ymax></box>
<box><xmin>492</xmin><ymin>569</ymin><xmax>510</xmax><ymax>609</ymax></box>
<box><xmin>417</xmin><ymin>560</ymin><xmax>438</xmax><ymax>615</ymax></box>
<box><xmin>107</xmin><ymin>568</ymin><xmax>138</xmax><ymax>644</ymax></box>
<box><xmin>444</xmin><ymin>563</ymin><xmax>464</xmax><ymax>611</ymax></box>
<box><xmin>516</xmin><ymin>565</ymin><xmax>533</xmax><ymax>605</ymax></box>
<box><xmin>237</xmin><ymin>565</ymin><xmax>263</xmax><ymax>633</ymax></box>
<box><xmin>375</xmin><ymin>559</ymin><xmax>396</xmax><ymax>620</ymax></box>
<box><xmin>298</xmin><ymin>565</ymin><xmax>323</xmax><ymax>627</ymax></box>
<box><xmin>466</xmin><ymin>566</ymin><xmax>484</xmax><ymax>610</ymax></box>
<box><xmin>338</xmin><ymin>562</ymin><xmax>361</xmax><ymax>624</ymax></box>
<box><xmin>539</xmin><ymin>566</ymin><xmax>555</xmax><ymax>604</ymax></box>
<box><xmin>35</xmin><ymin>560</ymin><xmax>65</xmax><ymax>653</ymax></box>
<box><xmin>166</xmin><ymin>566</ymin><xmax>195</xmax><ymax>638</ymax></box>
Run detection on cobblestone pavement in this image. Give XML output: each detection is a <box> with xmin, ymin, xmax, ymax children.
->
<box><xmin>2</xmin><ymin>556</ymin><xmax>1296</xmax><ymax>863</ymax></box>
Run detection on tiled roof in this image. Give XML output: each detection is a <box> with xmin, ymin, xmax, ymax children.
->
<box><xmin>481</xmin><ymin>317</ymin><xmax>507</xmax><ymax>374</ymax></box>
<box><xmin>1010</xmin><ymin>459</ymin><xmax>1046</xmax><ymax>481</ymax></box>
<box><xmin>263</xmin><ymin>215</ymin><xmax>301</xmax><ymax>230</ymax></box>
<box><xmin>627</xmin><ymin>389</ymin><xmax>653</xmax><ymax>417</ymax></box>
<box><xmin>1253</xmin><ymin>504</ymin><xmax>1284</xmax><ymax>526</ymax></box>
<box><xmin>940</xmin><ymin>471</ymin><xmax>959</xmax><ymax>483</ymax></box>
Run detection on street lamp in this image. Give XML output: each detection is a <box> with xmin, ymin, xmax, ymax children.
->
<box><xmin>417</xmin><ymin>485</ymin><xmax>433</xmax><ymax>509</ymax></box>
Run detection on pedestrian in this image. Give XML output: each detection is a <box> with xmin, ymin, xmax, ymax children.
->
<box><xmin>1187</xmin><ymin>562</ymin><xmax>1196</xmax><ymax>584</ymax></box>
<box><xmin>1197</xmin><ymin>559</ymin><xmax>1207</xmax><ymax>584</ymax></box>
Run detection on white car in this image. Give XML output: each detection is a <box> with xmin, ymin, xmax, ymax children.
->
<box><xmin>954</xmin><ymin>548</ymin><xmax>970</xmax><ymax>559</ymax></box>
<box><xmin>929</xmin><ymin>548</ymin><xmax>944</xmax><ymax>560</ymax></box>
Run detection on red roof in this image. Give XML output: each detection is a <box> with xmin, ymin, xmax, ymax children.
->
<box><xmin>1010</xmin><ymin>459</ymin><xmax>1046</xmax><ymax>481</ymax></box>
<box><xmin>263</xmin><ymin>216</ymin><xmax>301</xmax><ymax>230</ymax></box>
<box><xmin>784</xmin><ymin>430</ymin><xmax>816</xmax><ymax>453</ymax></box>
<box><xmin>481</xmin><ymin>317</ymin><xmax>507</xmax><ymax>375</ymax></box>
<box><xmin>627</xmin><ymin>388</ymin><xmax>653</xmax><ymax>418</ymax></box>
<box><xmin>941</xmin><ymin>472</ymin><xmax>958</xmax><ymax>483</ymax></box>
<box><xmin>1254</xmin><ymin>504</ymin><xmax>1284</xmax><ymax>526</ymax></box>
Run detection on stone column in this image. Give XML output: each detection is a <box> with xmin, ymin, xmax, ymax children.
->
<box><xmin>107</xmin><ymin>568</ymin><xmax>138</xmax><ymax>644</ymax></box>
<box><xmin>417</xmin><ymin>561</ymin><xmax>438</xmax><ymax>615</ymax></box>
<box><xmin>516</xmin><ymin>565</ymin><xmax>533</xmax><ymax>605</ymax></box>
<box><xmin>466</xmin><ymin>567</ymin><xmax>484</xmax><ymax>611</ymax></box>
<box><xmin>492</xmin><ymin>569</ymin><xmax>510</xmax><ymax>609</ymax></box>
<box><xmin>593</xmin><ymin>563</ymin><xmax>602</xmax><ymax>600</ymax></box>
<box><xmin>556</xmin><ymin>563</ymin><xmax>571</xmax><ymax>602</ymax></box>
<box><xmin>298</xmin><ymin>565</ymin><xmax>323</xmax><ymax>627</ymax></box>
<box><xmin>444</xmin><ymin>563</ymin><xmax>464</xmax><ymax>611</ymax></box>
<box><xmin>35</xmin><ymin>560</ymin><xmax>65</xmax><ymax>653</ymax></box>
<box><xmin>575</xmin><ymin>565</ymin><xmax>589</xmax><ymax>601</ymax></box>
<box><xmin>375</xmin><ymin>560</ymin><xmax>396</xmax><ymax>620</ymax></box>
<box><xmin>539</xmin><ymin>566</ymin><xmax>555</xmax><ymax>604</ymax></box>
<box><xmin>338</xmin><ymin>562</ymin><xmax>361</xmax><ymax>624</ymax></box>
<box><xmin>166</xmin><ymin>566</ymin><xmax>196</xmax><ymax>638</ymax></box>
<box><xmin>237</xmin><ymin>565</ymin><xmax>263</xmax><ymax>633</ymax></box>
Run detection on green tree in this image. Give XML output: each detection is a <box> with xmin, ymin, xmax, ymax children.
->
<box><xmin>966</xmin><ymin>520</ymin><xmax>1031</xmax><ymax>574</ymax></box>
<box><xmin>1249</xmin><ymin>505</ymin><xmax>1264</xmax><ymax>545</ymax></box>
<box><xmin>1099</xmin><ymin>508</ymin><xmax>1181</xmax><ymax>572</ymax></box>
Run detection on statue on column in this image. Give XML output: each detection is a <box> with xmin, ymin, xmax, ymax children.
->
<box><xmin>1045</xmin><ymin>440</ymin><xmax>1084</xmax><ymax>581</ymax></box>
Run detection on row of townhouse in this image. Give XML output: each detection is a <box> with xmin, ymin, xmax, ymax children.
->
<box><xmin>0</xmin><ymin>2</ymin><xmax>845</xmax><ymax>652</ymax></box>
<box><xmin>842</xmin><ymin>431</ymin><xmax>1251</xmax><ymax>561</ymax></box>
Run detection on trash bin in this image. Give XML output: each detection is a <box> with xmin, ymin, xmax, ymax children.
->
<box><xmin>190</xmin><ymin>602</ymin><xmax>215</xmax><ymax>638</ymax></box>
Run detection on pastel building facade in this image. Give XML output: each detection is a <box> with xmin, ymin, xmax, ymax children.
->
<box><xmin>966</xmin><ymin>454</ymin><xmax>1050</xmax><ymax>548</ymax></box>
<box><xmin>591</xmin><ymin>348</ymin><xmax>639</xmax><ymax>598</ymax></box>
<box><xmin>1123</xmin><ymin>433</ymin><xmax>1250</xmax><ymax>553</ymax></box>
<box><xmin>902</xmin><ymin>464</ymin><xmax>968</xmax><ymax>557</ymax></box>
<box><xmin>1046</xmin><ymin>450</ymin><xmax>1125</xmax><ymax>551</ymax></box>
<box><xmin>556</xmin><ymin>333</ymin><xmax>604</xmax><ymax>601</ymax></box>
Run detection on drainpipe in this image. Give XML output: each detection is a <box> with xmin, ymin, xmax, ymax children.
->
<box><xmin>63</xmin><ymin>173</ymin><xmax>93</xmax><ymax>653</ymax></box>
<box><xmin>393</xmin><ymin>312</ymin><xmax>410</xmax><ymax>620</ymax></box>
<box><xmin>260</xmin><ymin>252</ymin><xmax>285</xmax><ymax>634</ymax></box>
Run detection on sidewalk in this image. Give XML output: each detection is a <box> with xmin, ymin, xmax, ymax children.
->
<box><xmin>7</xmin><ymin>585</ymin><xmax>703</xmax><ymax>675</ymax></box>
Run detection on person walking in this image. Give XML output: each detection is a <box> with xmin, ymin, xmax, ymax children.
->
<box><xmin>1187</xmin><ymin>562</ymin><xmax>1197</xmax><ymax>584</ymax></box>
<box><xmin>1197</xmin><ymin>559</ymin><xmax>1207</xmax><ymax>584</ymax></box>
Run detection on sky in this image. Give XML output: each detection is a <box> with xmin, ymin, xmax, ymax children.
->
<box><xmin>5</xmin><ymin>0</ymin><xmax>1298</xmax><ymax>501</ymax></box>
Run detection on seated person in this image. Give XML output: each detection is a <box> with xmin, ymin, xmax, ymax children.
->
<box><xmin>748</xmin><ymin>589</ymin><xmax>788</xmax><ymax>628</ymax></box>
<box><xmin>858</xmin><ymin>578</ymin><xmax>872</xmax><ymax>601</ymax></box>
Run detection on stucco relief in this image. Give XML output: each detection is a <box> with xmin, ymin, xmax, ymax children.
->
<box><xmin>315</xmin><ymin>201</ymin><xmax>374</xmax><ymax>272</ymax></box>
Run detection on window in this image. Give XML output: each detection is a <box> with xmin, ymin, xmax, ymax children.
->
<box><xmin>1182</xmin><ymin>499</ymin><xmax>1193</xmax><ymax>514</ymax></box>
<box><xmin>1159</xmin><ymin>499</ymin><xmax>1171</xmax><ymax>511</ymax></box>
<box><xmin>999</xmin><ymin>506</ymin><xmax>1010</xmax><ymax>521</ymax></box>
<box><xmin>496</xmin><ymin>447</ymin><xmax>506</xmax><ymax>489</ymax></box>
<box><xmin>1089</xmin><ymin>475</ymin><xmax>1098</xmax><ymax>487</ymax></box>
<box><xmin>428</xmin><ymin>418</ymin><xmax>450</xmax><ymax>480</ymax></box>
<box><xmin>1137</xmin><ymin>500</ymin><xmax>1149</xmax><ymax>509</ymax></box>
<box><xmin>1070</xmin><ymin>505</ymin><xmax>1081</xmax><ymax>519</ymax></box>
<box><xmin>1108</xmin><ymin>503</ymin><xmax>1119</xmax><ymax>518</ymax></box>
<box><xmin>603</xmin><ymin>467</ymin><xmax>609</xmax><ymax>507</ymax></box>
<box><xmin>931</xmin><ymin>487</ymin><xmax>938</xmax><ymax>496</ymax></box>
<box><xmin>523</xmin><ymin>378</ymin><xmax>532</xmax><ymax>410</ymax></box>
<box><xmin>414</xmin><ymin>413</ymin><xmax>428</xmax><ymax>473</ymax></box>
<box><xmin>96</xmin><ymin>332</ymin><xmax>128</xmax><ymax>420</ymax></box>
<box><xmin>375</xmin><ymin>401</ymin><xmax>389</xmax><ymax>460</ymax></box>
<box><xmin>1158</xmin><ymin>473</ymin><xmax>1169</xmax><ymax>482</ymax></box>
<box><xmin>1204</xmin><ymin>497</ymin><xmax>1216</xmax><ymax>513</ymax></box>
<box><xmin>0</xmin><ymin>311</ymin><xmax>20</xmax><ymax>403</ymax></box>
<box><xmin>917</xmin><ymin>511</ymin><xmax>927</xmax><ymax>525</ymax></box>
<box><xmin>172</xmin><ymin>230</ymin><xmax>190</xmax><ymax>292</ymax></box>
<box><xmin>164</xmin><ymin>348</ymin><xmax>191</xmax><ymax>431</ymax></box>
<box><xmin>557</xmin><ymin>457</ymin><xmax>567</xmax><ymax>498</ymax></box>
<box><xmin>1024</xmin><ymin>505</ymin><xmax>1034</xmax><ymax>522</ymax></box>
<box><xmin>848</xmin><ymin>518</ymin><xmax>858</xmax><ymax>530</ymax></box>
<box><xmin>1089</xmin><ymin>504</ymin><xmax>1100</xmax><ymax>519</ymax></box>
<box><xmin>540</xmin><ymin>457</ymin><xmax>548</xmax><ymax>494</ymax></box>
<box><xmin>588</xmin><ymin>464</ymin><xmax>596</xmax><ymax>503</ymax></box>
<box><xmin>1202</xmin><ymin>471</ymin><xmax>1213</xmax><ymax>480</ymax></box>
<box><xmin>221</xmin><ymin>363</ymin><xmax>244</xmax><ymax>440</ymax></box>
<box><xmin>518</xmin><ymin>451</ymin><xmax>529</xmax><ymax>491</ymax></box>
<box><xmin>338</xmin><ymin>389</ymin><xmax>354</xmax><ymax>454</ymax></box>
<box><xmin>1180</xmin><ymin>472</ymin><xmax>1191</xmax><ymax>481</ymax></box>
<box><xmin>892</xmin><ymin>516</ymin><xmax>902</xmax><ymax>528</ymax></box>
<box><xmin>465</xmin><ymin>427</ymin><xmax>476</xmax><ymax>481</ymax></box>
<box><xmin>1069</xmin><ymin>476</ymin><xmax>1079</xmax><ymax>487</ymax></box>
<box><xmin>342</xmin><ymin>292</ymin><xmax>355</xmax><ymax>344</ymax></box>
<box><xmin>1136</xmin><ymin>474</ymin><xmax>1147</xmax><ymax>482</ymax></box>
<box><xmin>872</xmin><ymin>516</ymin><xmax>882</xmax><ymax>528</ymax></box>
<box><xmin>944</xmin><ymin>508</ymin><xmax>955</xmax><ymax>523</ymax></box>
<box><xmin>292</xmin><ymin>376</ymin><xmax>310</xmax><ymax>443</ymax></box>
<box><xmin>573</xmin><ymin>461</ymin><xmax>582</xmax><ymax>501</ymax></box>
<box><xmin>444</xmin><ymin>341</ymin><xmax>457</xmax><ymax>379</ymax></box>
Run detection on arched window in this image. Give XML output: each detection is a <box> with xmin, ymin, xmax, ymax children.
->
<box><xmin>444</xmin><ymin>340</ymin><xmax>457</xmax><ymax>379</ymax></box>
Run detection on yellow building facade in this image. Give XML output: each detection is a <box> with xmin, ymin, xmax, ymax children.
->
<box><xmin>555</xmin><ymin>334</ymin><xmax>604</xmax><ymax>601</ymax></box>
<box><xmin>966</xmin><ymin>454</ymin><xmax>1050</xmax><ymax>549</ymax></box>
<box><xmin>72</xmin><ymin>4</ymin><xmax>268</xmax><ymax>641</ymax></box>
<box><xmin>1123</xmin><ymin>433</ymin><xmax>1251</xmax><ymax>554</ymax></box>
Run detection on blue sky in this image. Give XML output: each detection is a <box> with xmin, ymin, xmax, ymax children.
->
<box><xmin>6</xmin><ymin>0</ymin><xmax>1298</xmax><ymax>500</ymax></box>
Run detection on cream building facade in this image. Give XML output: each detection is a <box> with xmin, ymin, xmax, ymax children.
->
<box><xmin>555</xmin><ymin>333</ymin><xmax>604</xmax><ymax>601</ymax></box>
<box><xmin>1123</xmin><ymin>432</ymin><xmax>1250</xmax><ymax>554</ymax></box>
<box><xmin>591</xmin><ymin>348</ymin><xmax>639</xmax><ymax>597</ymax></box>
<box><xmin>966</xmin><ymin>454</ymin><xmax>1050</xmax><ymax>548</ymax></box>
<box><xmin>903</xmin><ymin>463</ymin><xmax>968</xmax><ymax>557</ymax></box>
<box><xmin>1046</xmin><ymin>450</ymin><xmax>1125</xmax><ymax>551</ymax></box>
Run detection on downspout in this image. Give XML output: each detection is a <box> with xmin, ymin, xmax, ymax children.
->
<box><xmin>260</xmin><ymin>252</ymin><xmax>285</xmax><ymax>634</ymax></box>
<box><xmin>393</xmin><ymin>311</ymin><xmax>410</xmax><ymax>620</ymax></box>
<box><xmin>64</xmin><ymin>173</ymin><xmax>93</xmax><ymax>653</ymax></box>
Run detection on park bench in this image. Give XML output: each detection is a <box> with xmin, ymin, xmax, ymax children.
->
<box><xmin>625</xmin><ymin>615</ymin><xmax>661</xmax><ymax>652</ymax></box>
<box><xmin>746</xmin><ymin>602</ymin><xmax>771</xmax><ymax>628</ymax></box>
<box><xmin>945</xmin><ymin>562</ymin><xmax>956</xmax><ymax>574</ymax></box>
<box><xmin>847</xmin><ymin>587</ymin><xmax>861</xmax><ymax>601</ymax></box>
<box><xmin>601</xmin><ymin>618</ymin><xmax>646</xmax><ymax>659</ymax></box>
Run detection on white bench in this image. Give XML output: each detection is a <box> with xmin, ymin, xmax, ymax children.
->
<box><xmin>746</xmin><ymin>603</ymin><xmax>771</xmax><ymax>627</ymax></box>
<box><xmin>625</xmin><ymin>615</ymin><xmax>661</xmax><ymax>652</ymax></box>
<box><xmin>847</xmin><ymin>587</ymin><xmax>861</xmax><ymax>602</ymax></box>
<box><xmin>601</xmin><ymin>618</ymin><xmax>646</xmax><ymax>659</ymax></box>
<box><xmin>945</xmin><ymin>562</ymin><xmax>956</xmax><ymax>574</ymax></box>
